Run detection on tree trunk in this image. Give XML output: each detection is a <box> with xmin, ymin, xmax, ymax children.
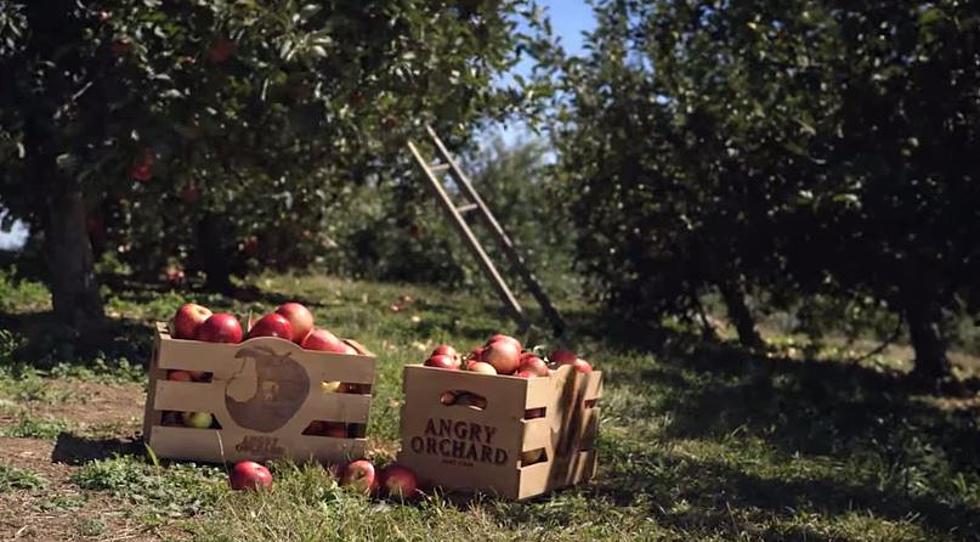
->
<box><xmin>904</xmin><ymin>288</ymin><xmax>953</xmax><ymax>384</ymax></box>
<box><xmin>718</xmin><ymin>281</ymin><xmax>764</xmax><ymax>348</ymax></box>
<box><xmin>198</xmin><ymin>214</ymin><xmax>233</xmax><ymax>293</ymax></box>
<box><xmin>42</xmin><ymin>187</ymin><xmax>105</xmax><ymax>327</ymax></box>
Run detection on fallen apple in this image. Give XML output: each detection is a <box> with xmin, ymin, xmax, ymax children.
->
<box><xmin>380</xmin><ymin>464</ymin><xmax>419</xmax><ymax>499</ymax></box>
<box><xmin>275</xmin><ymin>302</ymin><xmax>315</xmax><ymax>344</ymax></box>
<box><xmin>340</xmin><ymin>459</ymin><xmax>378</xmax><ymax>495</ymax></box>
<box><xmin>196</xmin><ymin>313</ymin><xmax>243</xmax><ymax>343</ymax></box>
<box><xmin>172</xmin><ymin>303</ymin><xmax>212</xmax><ymax>340</ymax></box>
<box><xmin>480</xmin><ymin>340</ymin><xmax>521</xmax><ymax>374</ymax></box>
<box><xmin>246</xmin><ymin>313</ymin><xmax>293</xmax><ymax>341</ymax></box>
<box><xmin>301</xmin><ymin>328</ymin><xmax>348</xmax><ymax>353</ymax></box>
<box><xmin>182</xmin><ymin>411</ymin><xmax>213</xmax><ymax>429</ymax></box>
<box><xmin>229</xmin><ymin>460</ymin><xmax>273</xmax><ymax>491</ymax></box>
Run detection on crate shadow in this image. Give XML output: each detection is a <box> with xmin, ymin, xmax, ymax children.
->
<box><xmin>51</xmin><ymin>432</ymin><xmax>144</xmax><ymax>465</ymax></box>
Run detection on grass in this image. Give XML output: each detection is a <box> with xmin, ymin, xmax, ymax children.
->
<box><xmin>0</xmin><ymin>464</ymin><xmax>47</xmax><ymax>492</ymax></box>
<box><xmin>0</xmin><ymin>269</ymin><xmax>977</xmax><ymax>541</ymax></box>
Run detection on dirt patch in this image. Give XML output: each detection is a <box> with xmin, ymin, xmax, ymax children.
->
<box><xmin>40</xmin><ymin>380</ymin><xmax>146</xmax><ymax>428</ymax></box>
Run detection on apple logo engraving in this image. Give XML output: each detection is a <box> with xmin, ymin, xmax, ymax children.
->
<box><xmin>225</xmin><ymin>344</ymin><xmax>311</xmax><ymax>432</ymax></box>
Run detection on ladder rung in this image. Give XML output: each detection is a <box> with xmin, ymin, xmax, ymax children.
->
<box><xmin>456</xmin><ymin>203</ymin><xmax>478</xmax><ymax>214</ymax></box>
<box><xmin>428</xmin><ymin>162</ymin><xmax>450</xmax><ymax>172</ymax></box>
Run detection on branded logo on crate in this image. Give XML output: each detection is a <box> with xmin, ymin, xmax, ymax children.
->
<box><xmin>234</xmin><ymin>435</ymin><xmax>286</xmax><ymax>456</ymax></box>
<box><xmin>224</xmin><ymin>344</ymin><xmax>311</xmax><ymax>432</ymax></box>
<box><xmin>407</xmin><ymin>417</ymin><xmax>508</xmax><ymax>466</ymax></box>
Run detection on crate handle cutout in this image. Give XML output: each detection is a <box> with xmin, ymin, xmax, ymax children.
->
<box><xmin>520</xmin><ymin>448</ymin><xmax>548</xmax><ymax>468</ymax></box>
<box><xmin>301</xmin><ymin>420</ymin><xmax>366</xmax><ymax>439</ymax></box>
<box><xmin>584</xmin><ymin>398</ymin><xmax>599</xmax><ymax>409</ymax></box>
<box><xmin>523</xmin><ymin>407</ymin><xmax>547</xmax><ymax>420</ymax></box>
<box><xmin>439</xmin><ymin>390</ymin><xmax>488</xmax><ymax>410</ymax></box>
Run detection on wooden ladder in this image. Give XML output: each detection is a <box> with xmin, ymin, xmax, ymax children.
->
<box><xmin>407</xmin><ymin>126</ymin><xmax>566</xmax><ymax>335</ymax></box>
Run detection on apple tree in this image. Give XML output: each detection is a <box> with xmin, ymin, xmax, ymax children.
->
<box><xmin>545</xmin><ymin>0</ymin><xmax>980</xmax><ymax>384</ymax></box>
<box><xmin>0</xmin><ymin>0</ymin><xmax>546</xmax><ymax>325</ymax></box>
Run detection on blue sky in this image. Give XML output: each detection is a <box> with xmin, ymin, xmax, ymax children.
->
<box><xmin>0</xmin><ymin>2</ymin><xmax>596</xmax><ymax>250</ymax></box>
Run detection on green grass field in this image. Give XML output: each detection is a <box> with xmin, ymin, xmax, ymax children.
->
<box><xmin>0</xmin><ymin>271</ymin><xmax>977</xmax><ymax>541</ymax></box>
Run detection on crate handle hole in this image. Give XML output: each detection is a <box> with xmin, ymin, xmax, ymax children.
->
<box><xmin>302</xmin><ymin>420</ymin><xmax>361</xmax><ymax>438</ymax></box>
<box><xmin>167</xmin><ymin>370</ymin><xmax>213</xmax><ymax>383</ymax></box>
<box><xmin>520</xmin><ymin>448</ymin><xmax>548</xmax><ymax>467</ymax></box>
<box><xmin>523</xmin><ymin>407</ymin><xmax>547</xmax><ymax>420</ymax></box>
<box><xmin>332</xmin><ymin>383</ymin><xmax>371</xmax><ymax>395</ymax></box>
<box><xmin>583</xmin><ymin>399</ymin><xmax>599</xmax><ymax>408</ymax></box>
<box><xmin>439</xmin><ymin>390</ymin><xmax>487</xmax><ymax>410</ymax></box>
<box><xmin>160</xmin><ymin>411</ymin><xmax>222</xmax><ymax>429</ymax></box>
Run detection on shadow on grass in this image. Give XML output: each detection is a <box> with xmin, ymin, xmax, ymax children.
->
<box><xmin>0</xmin><ymin>309</ymin><xmax>152</xmax><ymax>371</ymax></box>
<box><xmin>51</xmin><ymin>432</ymin><xmax>143</xmax><ymax>465</ymax></box>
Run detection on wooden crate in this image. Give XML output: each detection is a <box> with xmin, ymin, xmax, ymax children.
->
<box><xmin>142</xmin><ymin>323</ymin><xmax>375</xmax><ymax>465</ymax></box>
<box><xmin>397</xmin><ymin>363</ymin><xmax>602</xmax><ymax>500</ymax></box>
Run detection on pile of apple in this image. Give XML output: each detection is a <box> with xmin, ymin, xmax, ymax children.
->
<box><xmin>162</xmin><ymin>301</ymin><xmax>364</xmax><ymax>431</ymax></box>
<box><xmin>228</xmin><ymin>458</ymin><xmax>419</xmax><ymax>500</ymax></box>
<box><xmin>423</xmin><ymin>333</ymin><xmax>594</xmax><ymax>377</ymax></box>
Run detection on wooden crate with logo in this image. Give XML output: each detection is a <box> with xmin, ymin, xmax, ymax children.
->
<box><xmin>142</xmin><ymin>323</ymin><xmax>375</xmax><ymax>465</ymax></box>
<box><xmin>397</xmin><ymin>363</ymin><xmax>602</xmax><ymax>500</ymax></box>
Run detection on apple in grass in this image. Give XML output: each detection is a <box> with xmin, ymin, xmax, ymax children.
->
<box><xmin>196</xmin><ymin>313</ymin><xmax>243</xmax><ymax>343</ymax></box>
<box><xmin>380</xmin><ymin>464</ymin><xmax>419</xmax><ymax>499</ymax></box>
<box><xmin>301</xmin><ymin>328</ymin><xmax>348</xmax><ymax>353</ymax></box>
<box><xmin>480</xmin><ymin>339</ymin><xmax>522</xmax><ymax>375</ymax></box>
<box><xmin>340</xmin><ymin>459</ymin><xmax>378</xmax><ymax>495</ymax></box>
<box><xmin>275</xmin><ymin>302</ymin><xmax>315</xmax><ymax>344</ymax></box>
<box><xmin>246</xmin><ymin>313</ymin><xmax>293</xmax><ymax>340</ymax></box>
<box><xmin>172</xmin><ymin>303</ymin><xmax>212</xmax><ymax>339</ymax></box>
<box><xmin>229</xmin><ymin>461</ymin><xmax>273</xmax><ymax>491</ymax></box>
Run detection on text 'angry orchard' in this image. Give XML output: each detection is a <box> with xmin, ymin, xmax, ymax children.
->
<box><xmin>409</xmin><ymin>418</ymin><xmax>508</xmax><ymax>465</ymax></box>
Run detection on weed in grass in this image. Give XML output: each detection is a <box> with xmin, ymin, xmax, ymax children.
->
<box><xmin>38</xmin><ymin>493</ymin><xmax>87</xmax><ymax>511</ymax></box>
<box><xmin>0</xmin><ymin>415</ymin><xmax>71</xmax><ymax>438</ymax></box>
<box><xmin>71</xmin><ymin>455</ymin><xmax>226</xmax><ymax>518</ymax></box>
<box><xmin>0</xmin><ymin>464</ymin><xmax>47</xmax><ymax>492</ymax></box>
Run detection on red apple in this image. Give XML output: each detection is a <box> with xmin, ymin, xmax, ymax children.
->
<box><xmin>196</xmin><ymin>313</ymin><xmax>243</xmax><ymax>343</ymax></box>
<box><xmin>340</xmin><ymin>459</ymin><xmax>378</xmax><ymax>495</ymax></box>
<box><xmin>431</xmin><ymin>344</ymin><xmax>457</xmax><ymax>358</ymax></box>
<box><xmin>480</xmin><ymin>340</ymin><xmax>521</xmax><ymax>375</ymax></box>
<box><xmin>380</xmin><ymin>464</ymin><xmax>419</xmax><ymax>499</ymax></box>
<box><xmin>425</xmin><ymin>354</ymin><xmax>459</xmax><ymax>370</ymax></box>
<box><xmin>550</xmin><ymin>349</ymin><xmax>578</xmax><ymax>365</ymax></box>
<box><xmin>246</xmin><ymin>313</ymin><xmax>293</xmax><ymax>340</ymax></box>
<box><xmin>301</xmin><ymin>328</ymin><xmax>348</xmax><ymax>353</ymax></box>
<box><xmin>571</xmin><ymin>358</ymin><xmax>593</xmax><ymax>373</ymax></box>
<box><xmin>469</xmin><ymin>362</ymin><xmax>497</xmax><ymax>375</ymax></box>
<box><xmin>486</xmin><ymin>334</ymin><xmax>522</xmax><ymax>350</ymax></box>
<box><xmin>323</xmin><ymin>422</ymin><xmax>348</xmax><ymax>438</ymax></box>
<box><xmin>514</xmin><ymin>369</ymin><xmax>537</xmax><ymax>378</ymax></box>
<box><xmin>172</xmin><ymin>303</ymin><xmax>212</xmax><ymax>340</ymax></box>
<box><xmin>464</xmin><ymin>358</ymin><xmax>480</xmax><ymax>371</ymax></box>
<box><xmin>518</xmin><ymin>355</ymin><xmax>550</xmax><ymax>377</ymax></box>
<box><xmin>275</xmin><ymin>302</ymin><xmax>315</xmax><ymax>344</ymax></box>
<box><xmin>467</xmin><ymin>346</ymin><xmax>485</xmax><ymax>361</ymax></box>
<box><xmin>229</xmin><ymin>461</ymin><xmax>273</xmax><ymax>491</ymax></box>
<box><xmin>167</xmin><ymin>370</ymin><xmax>193</xmax><ymax>382</ymax></box>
